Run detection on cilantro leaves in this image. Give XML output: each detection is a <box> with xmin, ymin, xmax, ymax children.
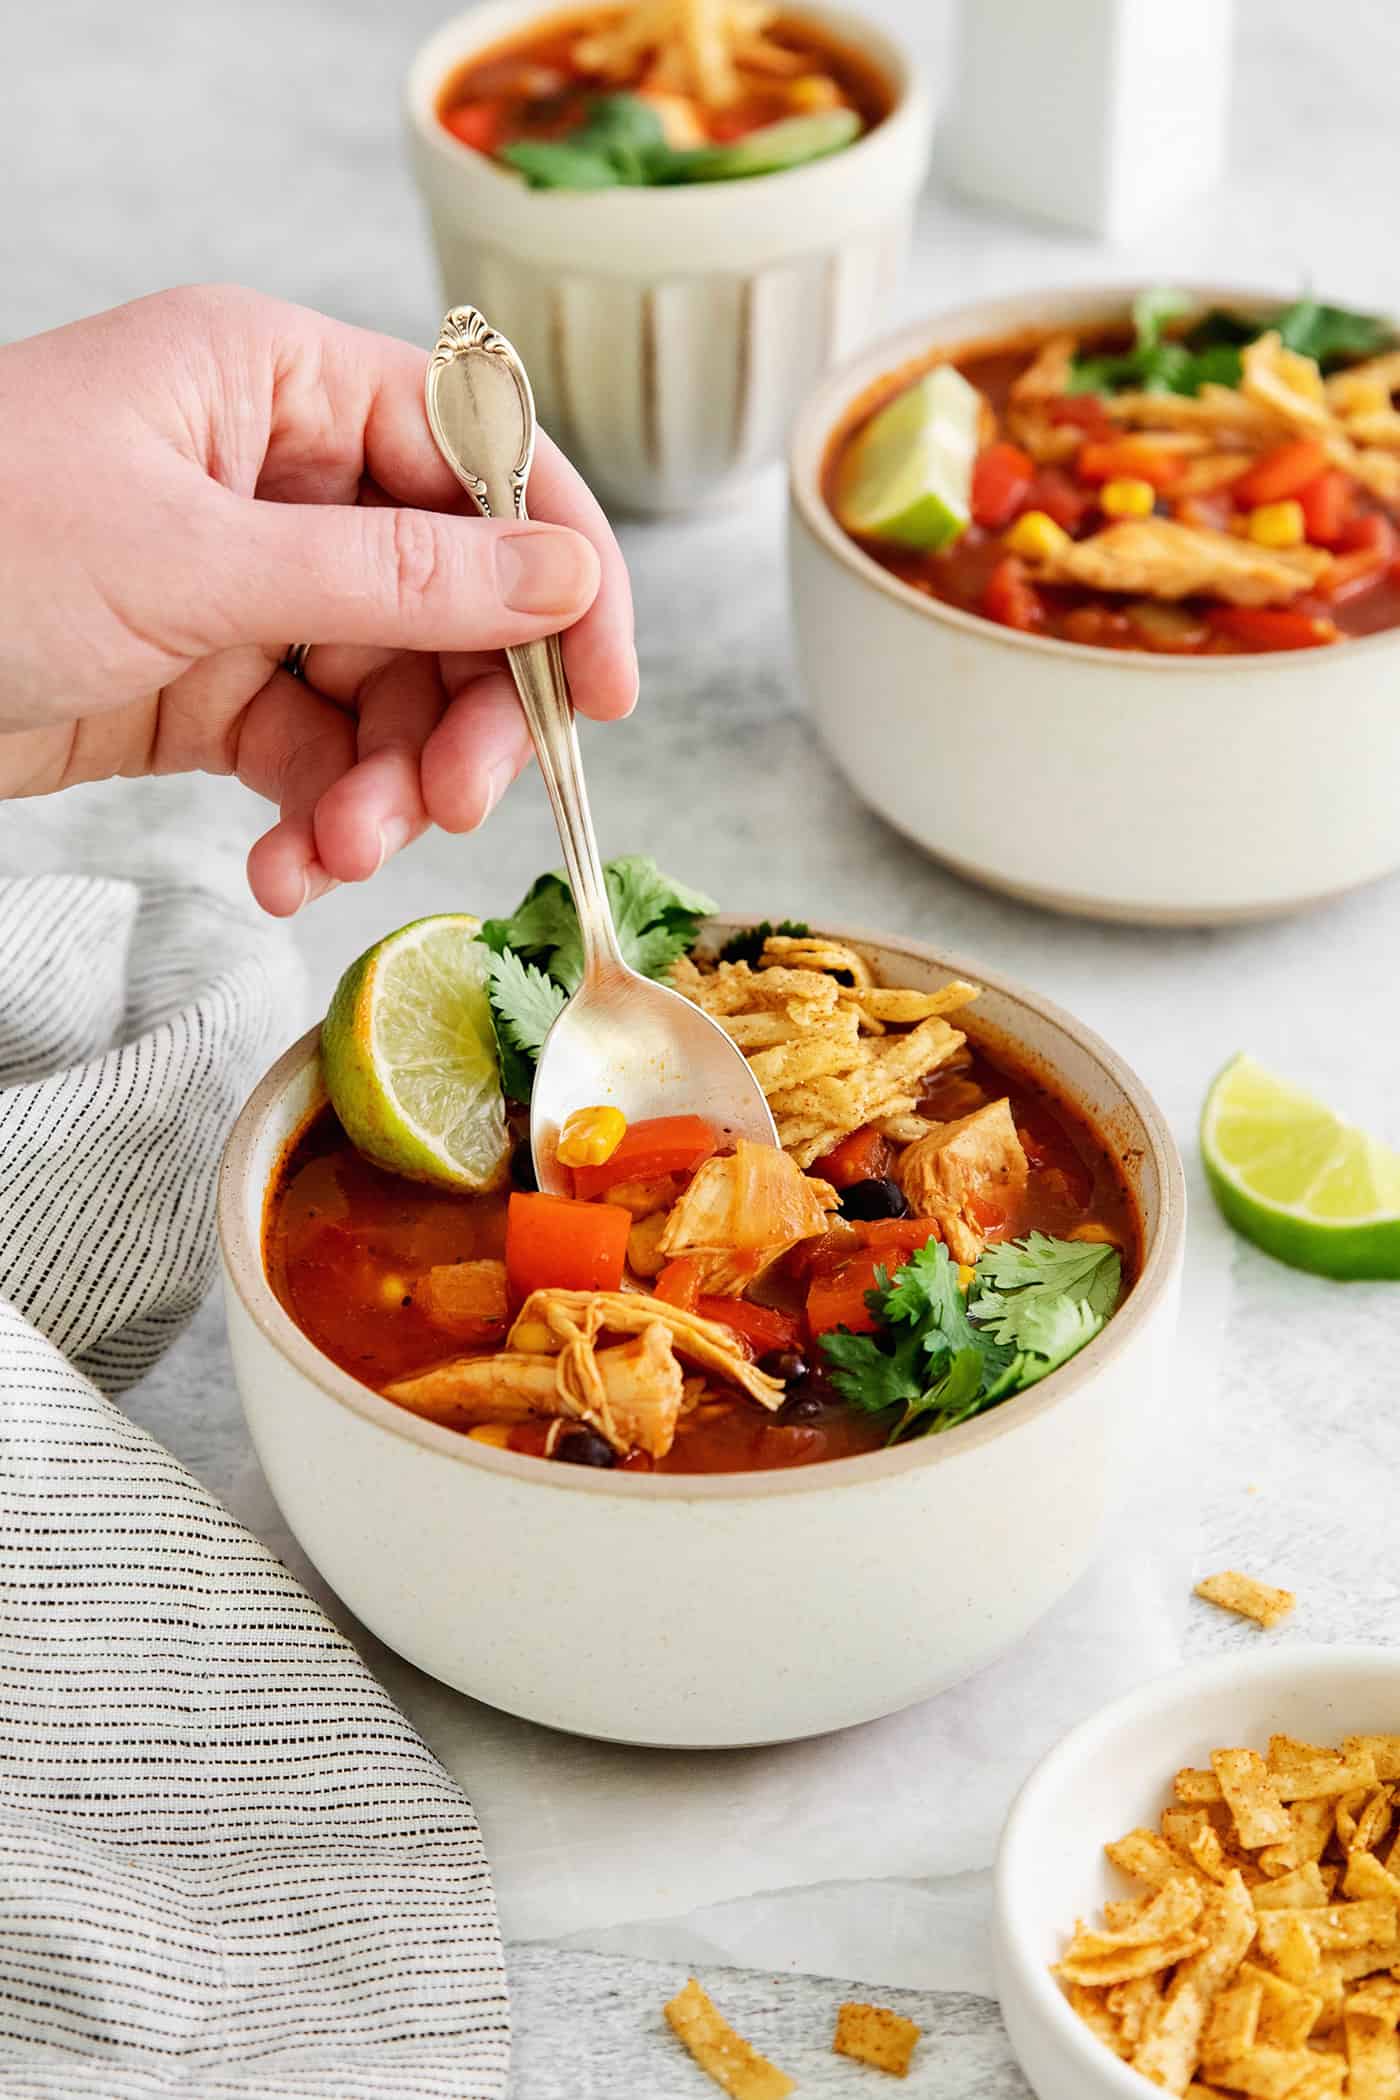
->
<box><xmin>479</xmin><ymin>856</ymin><xmax>715</xmax><ymax>1100</ymax></box>
<box><xmin>716</xmin><ymin>919</ymin><xmax>811</xmax><ymax>968</ymax></box>
<box><xmin>1068</xmin><ymin>288</ymin><xmax>1393</xmax><ymax>399</ymax></box>
<box><xmin>499</xmin><ymin>93</ymin><xmax>858</xmax><ymax>191</ymax></box>
<box><xmin>818</xmin><ymin>1233</ymin><xmax>1122</xmax><ymax>1444</ymax></box>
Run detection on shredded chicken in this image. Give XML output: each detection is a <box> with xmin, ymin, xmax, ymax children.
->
<box><xmin>386</xmin><ymin>1325</ymin><xmax>686</xmax><ymax>1457</ymax></box>
<box><xmin>386</xmin><ymin>1354</ymin><xmax>560</xmax><ymax>1430</ymax></box>
<box><xmin>895</xmin><ymin>1099</ymin><xmax>1028</xmax><ymax>1266</ymax></box>
<box><xmin>1326</xmin><ymin>351</ymin><xmax>1400</xmax><ymax>412</ymax></box>
<box><xmin>1239</xmin><ymin>330</ymin><xmax>1331</xmax><ymax>434</ymax></box>
<box><xmin>1010</xmin><ymin>331</ymin><xmax>1077</xmax><ymax>401</ymax></box>
<box><xmin>1103</xmin><ymin>385</ymin><xmax>1286</xmax><ymax>442</ymax></box>
<box><xmin>1025</xmin><ymin>518</ymin><xmax>1330</xmax><ymax>605</ymax></box>
<box><xmin>509</xmin><ymin>1288</ymin><xmax>785</xmax><ymax>1411</ymax></box>
<box><xmin>656</xmin><ymin>1139</ymin><xmax>837</xmax><ymax>1294</ymax></box>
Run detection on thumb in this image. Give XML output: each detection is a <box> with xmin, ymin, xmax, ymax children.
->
<box><xmin>205</xmin><ymin>493</ymin><xmax>601</xmax><ymax>654</ymax></box>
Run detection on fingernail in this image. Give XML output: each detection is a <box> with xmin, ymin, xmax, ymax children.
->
<box><xmin>497</xmin><ymin>529</ymin><xmax>596</xmax><ymax>615</ymax></box>
<box><xmin>480</xmin><ymin>756</ymin><xmax>514</xmax><ymax>824</ymax></box>
<box><xmin>299</xmin><ymin>867</ymin><xmax>339</xmax><ymax>910</ymax></box>
<box><xmin>375</xmin><ymin>816</ymin><xmax>413</xmax><ymax>871</ymax></box>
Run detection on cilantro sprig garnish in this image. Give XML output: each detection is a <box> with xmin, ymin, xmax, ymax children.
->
<box><xmin>1068</xmin><ymin>287</ymin><xmax>1393</xmax><ymax>399</ymax></box>
<box><xmin>716</xmin><ymin>919</ymin><xmax>811</xmax><ymax>969</ymax></box>
<box><xmin>819</xmin><ymin>1234</ymin><xmax>1122</xmax><ymax>1445</ymax></box>
<box><xmin>479</xmin><ymin>856</ymin><xmax>715</xmax><ymax>1100</ymax></box>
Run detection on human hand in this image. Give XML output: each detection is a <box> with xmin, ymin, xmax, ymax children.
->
<box><xmin>0</xmin><ymin>284</ymin><xmax>635</xmax><ymax>913</ymax></box>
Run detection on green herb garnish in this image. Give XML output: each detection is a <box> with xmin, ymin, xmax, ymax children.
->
<box><xmin>500</xmin><ymin>94</ymin><xmax>858</xmax><ymax>191</ymax></box>
<box><xmin>479</xmin><ymin>856</ymin><xmax>715</xmax><ymax>1098</ymax></box>
<box><xmin>1069</xmin><ymin>287</ymin><xmax>1394</xmax><ymax>399</ymax></box>
<box><xmin>717</xmin><ymin>919</ymin><xmax>811</xmax><ymax>968</ymax></box>
<box><xmin>819</xmin><ymin>1233</ymin><xmax>1121</xmax><ymax>1444</ymax></box>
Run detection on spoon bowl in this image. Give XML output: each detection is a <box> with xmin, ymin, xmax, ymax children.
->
<box><xmin>424</xmin><ymin>306</ymin><xmax>777</xmax><ymax>1186</ymax></box>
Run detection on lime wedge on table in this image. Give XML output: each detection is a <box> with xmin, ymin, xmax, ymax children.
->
<box><xmin>833</xmin><ymin>364</ymin><xmax>981</xmax><ymax>552</ymax></box>
<box><xmin>1201</xmin><ymin>1053</ymin><xmax>1400</xmax><ymax>1279</ymax></box>
<box><xmin>321</xmin><ymin>915</ymin><xmax>510</xmax><ymax>1193</ymax></box>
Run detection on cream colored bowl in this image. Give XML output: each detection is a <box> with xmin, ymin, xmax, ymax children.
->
<box><xmin>218</xmin><ymin>923</ymin><xmax>1184</xmax><ymax>1748</ymax></box>
<box><xmin>994</xmin><ymin>1646</ymin><xmax>1400</xmax><ymax>2100</ymax></box>
<box><xmin>404</xmin><ymin>1</ymin><xmax>932</xmax><ymax>514</ymax></box>
<box><xmin>788</xmin><ymin>285</ymin><xmax>1400</xmax><ymax>925</ymax></box>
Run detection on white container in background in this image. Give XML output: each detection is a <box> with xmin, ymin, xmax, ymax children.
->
<box><xmin>945</xmin><ymin>0</ymin><xmax>1231</xmax><ymax>241</ymax></box>
<box><xmin>405</xmin><ymin>1</ymin><xmax>932</xmax><ymax>514</ymax></box>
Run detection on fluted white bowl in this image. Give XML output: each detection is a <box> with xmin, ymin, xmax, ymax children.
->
<box><xmin>218</xmin><ymin>921</ymin><xmax>1183</xmax><ymax>1748</ymax></box>
<box><xmin>404</xmin><ymin>0</ymin><xmax>932</xmax><ymax>514</ymax></box>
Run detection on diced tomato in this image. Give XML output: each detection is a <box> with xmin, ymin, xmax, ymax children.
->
<box><xmin>1023</xmin><ymin>466</ymin><xmax>1092</xmax><ymax>533</ymax></box>
<box><xmin>854</xmin><ymin>1217</ymin><xmax>943</xmax><ymax>1263</ymax></box>
<box><xmin>505</xmin><ymin>1190</ymin><xmax>630</xmax><ymax>1301</ymax></box>
<box><xmin>1317</xmin><ymin>549</ymin><xmax>1389</xmax><ymax>605</ymax></box>
<box><xmin>1337</xmin><ymin>511</ymin><xmax>1397</xmax><ymax>560</ymax></box>
<box><xmin>982</xmin><ymin>556</ymin><xmax>1044</xmax><ymax>633</ymax></box>
<box><xmin>812</xmin><ymin>1124</ymin><xmax>892</xmax><ymax>1189</ymax></box>
<box><xmin>966</xmin><ymin>1192</ymin><xmax>1009</xmax><ymax>1234</ymax></box>
<box><xmin>1076</xmin><ymin>439</ymin><xmax>1184</xmax><ymax>491</ymax></box>
<box><xmin>507</xmin><ymin>1419</ymin><xmax>552</xmax><ymax>1457</ymax></box>
<box><xmin>1046</xmin><ymin>395</ymin><xmax>1113</xmax><ymax>435</ymax></box>
<box><xmin>1172</xmin><ymin>492</ymin><xmax>1234</xmax><ymax>534</ymax></box>
<box><xmin>806</xmin><ymin>1258</ymin><xmax>882</xmax><ymax>1337</ymax></box>
<box><xmin>443</xmin><ymin>99</ymin><xmax>507</xmax><ymax>154</ymax></box>
<box><xmin>572</xmin><ymin>1114</ymin><xmax>717</xmax><ymax>1198</ymax></box>
<box><xmin>1205</xmin><ymin>607</ymin><xmax>1340</xmax><ymax>652</ymax></box>
<box><xmin>1296</xmin><ymin>471</ymin><xmax>1355</xmax><ymax>548</ymax></box>
<box><xmin>1233</xmin><ymin>439</ymin><xmax>1331</xmax><ymax>509</ymax></box>
<box><xmin>654</xmin><ymin>1256</ymin><xmax>702</xmax><ymax>1311</ymax></box>
<box><xmin>971</xmin><ymin>442</ymin><xmax>1034</xmax><ymax>530</ymax></box>
<box><xmin>1061</xmin><ymin>605</ymin><xmax>1133</xmax><ymax>649</ymax></box>
<box><xmin>696</xmin><ymin>1298</ymin><xmax>802</xmax><ymax>1354</ymax></box>
<box><xmin>789</xmin><ymin>1222</ymin><xmax>862</xmax><ymax>1282</ymax></box>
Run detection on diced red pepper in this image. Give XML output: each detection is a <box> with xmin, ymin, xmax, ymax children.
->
<box><xmin>572</xmin><ymin>1114</ymin><xmax>718</xmax><ymax>1198</ymax></box>
<box><xmin>1046</xmin><ymin>395</ymin><xmax>1113</xmax><ymax>435</ymax></box>
<box><xmin>1172</xmin><ymin>492</ymin><xmax>1234</xmax><ymax>534</ymax></box>
<box><xmin>854</xmin><ymin>1217</ymin><xmax>943</xmax><ymax>1263</ymax></box>
<box><xmin>1205</xmin><ymin>607</ymin><xmax>1340</xmax><ymax>652</ymax></box>
<box><xmin>442</xmin><ymin>99</ymin><xmax>507</xmax><ymax>154</ymax></box>
<box><xmin>1076</xmin><ymin>439</ymin><xmax>1184</xmax><ymax>491</ymax></box>
<box><xmin>982</xmin><ymin>556</ymin><xmax>1044</xmax><ymax>633</ymax></box>
<box><xmin>505</xmin><ymin>1190</ymin><xmax>630</xmax><ymax>1301</ymax></box>
<box><xmin>812</xmin><ymin>1124</ymin><xmax>892</xmax><ymax>1189</ymax></box>
<box><xmin>1297</xmin><ymin>471</ymin><xmax>1355</xmax><ymax>548</ymax></box>
<box><xmin>971</xmin><ymin>442</ymin><xmax>1034</xmax><ymax>530</ymax></box>
<box><xmin>1233</xmin><ymin>439</ymin><xmax>1332</xmax><ymax>509</ymax></box>
<box><xmin>806</xmin><ymin>1258</ymin><xmax>882</xmax><ymax>1337</ymax></box>
<box><xmin>1337</xmin><ymin>511</ymin><xmax>1397</xmax><ymax>560</ymax></box>
<box><xmin>1061</xmin><ymin>605</ymin><xmax>1133</xmax><ymax>649</ymax></box>
<box><xmin>966</xmin><ymin>1192</ymin><xmax>1009</xmax><ymax>1234</ymax></box>
<box><xmin>1023</xmin><ymin>466</ymin><xmax>1092</xmax><ymax>533</ymax></box>
<box><xmin>696</xmin><ymin>1298</ymin><xmax>802</xmax><ymax>1354</ymax></box>
<box><xmin>654</xmin><ymin>1256</ymin><xmax>702</xmax><ymax>1311</ymax></box>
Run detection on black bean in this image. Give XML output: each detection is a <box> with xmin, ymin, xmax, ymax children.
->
<box><xmin>553</xmin><ymin>1424</ymin><xmax>617</xmax><ymax>1468</ymax></box>
<box><xmin>839</xmin><ymin>1176</ymin><xmax>909</xmax><ymax>1222</ymax></box>
<box><xmin>511</xmin><ymin>1139</ymin><xmax>538</xmax><ymax>1191</ymax></box>
<box><xmin>779</xmin><ymin>1389</ymin><xmax>825</xmax><ymax>1422</ymax></box>
<box><xmin>758</xmin><ymin>1348</ymin><xmax>809</xmax><ymax>1386</ymax></box>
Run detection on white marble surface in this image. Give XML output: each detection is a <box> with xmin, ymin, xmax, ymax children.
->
<box><xmin>10</xmin><ymin>0</ymin><xmax>1400</xmax><ymax>2090</ymax></box>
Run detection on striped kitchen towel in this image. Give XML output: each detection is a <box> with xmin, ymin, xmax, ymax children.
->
<box><xmin>0</xmin><ymin>874</ymin><xmax>510</xmax><ymax>2099</ymax></box>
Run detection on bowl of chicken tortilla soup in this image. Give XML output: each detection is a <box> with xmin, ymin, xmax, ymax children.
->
<box><xmin>219</xmin><ymin>904</ymin><xmax>1182</xmax><ymax>1748</ymax></box>
<box><xmin>789</xmin><ymin>285</ymin><xmax>1400</xmax><ymax>923</ymax></box>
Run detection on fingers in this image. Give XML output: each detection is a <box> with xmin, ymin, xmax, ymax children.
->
<box><xmin>528</xmin><ymin>433</ymin><xmax>638</xmax><ymax>723</ymax></box>
<box><xmin>309</xmin><ymin>653</ymin><xmax>444</xmax><ymax>881</ymax></box>
<box><xmin>206</xmin><ymin>495</ymin><xmax>600</xmax><ymax>658</ymax></box>
<box><xmin>238</xmin><ymin>672</ymin><xmax>358</xmax><ymax>915</ymax></box>
<box><xmin>421</xmin><ymin>667</ymin><xmax>534</xmax><ymax>833</ymax></box>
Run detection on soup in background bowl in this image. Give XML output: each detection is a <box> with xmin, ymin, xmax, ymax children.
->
<box><xmin>788</xmin><ymin>285</ymin><xmax>1400</xmax><ymax>926</ymax></box>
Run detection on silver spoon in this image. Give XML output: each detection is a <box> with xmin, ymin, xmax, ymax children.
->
<box><xmin>424</xmin><ymin>307</ymin><xmax>778</xmax><ymax>1194</ymax></box>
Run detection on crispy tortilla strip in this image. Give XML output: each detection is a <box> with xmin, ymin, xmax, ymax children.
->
<box><xmin>1215</xmin><ymin>2045</ymin><xmax>1333</xmax><ymax>2098</ymax></box>
<box><xmin>1270</xmin><ymin>1911</ymin><xmax>1324</xmax><ymax>1986</ymax></box>
<box><xmin>1010</xmin><ymin>331</ymin><xmax>1077</xmax><ymax>400</ymax></box>
<box><xmin>1108</xmin><ymin>1828</ymin><xmax>1184</xmax><ymax>1887</ymax></box>
<box><xmin>1349</xmin><ymin>1739</ymin><xmax>1400</xmax><ymax>1785</ymax></box>
<box><xmin>1238</xmin><ymin>1962</ymin><xmax>1323</xmax><ymax>2049</ymax></box>
<box><xmin>1190</xmin><ymin>1825</ymin><xmax>1235</xmax><ymax>1886</ymax></box>
<box><xmin>1195</xmin><ymin>1571</ymin><xmax>1296</xmax><ymax>1631</ymax></box>
<box><xmin>1067</xmin><ymin>1982</ymin><xmax>1128</xmax><ymax>2057</ymax></box>
<box><xmin>1326</xmin><ymin>353</ymin><xmax>1400</xmax><ymax>411</ymax></box>
<box><xmin>1256</xmin><ymin>1900</ymin><xmax>1398</xmax><ymax>1958</ymax></box>
<box><xmin>1284</xmin><ymin>2062</ymin><xmax>1346</xmax><ymax>2100</ymax></box>
<box><xmin>1340</xmin><ymin>1787</ymin><xmax>1396</xmax><ymax>1858</ymax></box>
<box><xmin>846</xmin><ymin>982</ymin><xmax>981</xmax><ymax>1026</ymax></box>
<box><xmin>1104</xmin><ymin>384</ymin><xmax>1286</xmax><ymax>440</ymax></box>
<box><xmin>663</xmin><ymin>1979</ymin><xmax>795</xmax><ymax>2100</ymax></box>
<box><xmin>1064</xmin><ymin>1877</ymin><xmax>1205</xmax><ymax>1958</ymax></box>
<box><xmin>1174</xmin><ymin>452</ymin><xmax>1254</xmax><ymax>496</ymax></box>
<box><xmin>1240</xmin><ymin>332</ymin><xmax>1330</xmax><ymax>432</ymax></box>
<box><xmin>1268</xmin><ymin>1736</ymin><xmax>1379</xmax><ymax>1803</ymax></box>
<box><xmin>1213</xmin><ymin>1749</ymin><xmax>1292</xmax><ymax>1850</ymax></box>
<box><xmin>1177</xmin><ymin>1768</ymin><xmax>1227</xmax><ymax>1806</ymax></box>
<box><xmin>1346</xmin><ymin>2004</ymin><xmax>1400</xmax><ymax>2100</ymax></box>
<box><xmin>1347</xmin><ymin>1853</ymin><xmax>1400</xmax><ymax>1904</ymax></box>
<box><xmin>1201</xmin><ymin>1974</ymin><xmax>1263</xmax><ymax>2070</ymax></box>
<box><xmin>1109</xmin><ymin>1974</ymin><xmax>1165</xmax><ymax>2049</ymax></box>
<box><xmin>1132</xmin><ymin>1872</ymin><xmax>1258</xmax><ymax>2096</ymax></box>
<box><xmin>1251</xmin><ymin>1862</ymin><xmax>1330</xmax><ymax>1910</ymax></box>
<box><xmin>832</xmin><ymin>2002</ymin><xmax>921</xmax><ymax>2077</ymax></box>
<box><xmin>1060</xmin><ymin>1934</ymin><xmax>1209</xmax><ymax>1988</ymax></box>
<box><xmin>1025</xmin><ymin>518</ymin><xmax>1329</xmax><ymax>606</ymax></box>
<box><xmin>760</xmin><ymin>934</ymin><xmax>875</xmax><ymax>986</ymax></box>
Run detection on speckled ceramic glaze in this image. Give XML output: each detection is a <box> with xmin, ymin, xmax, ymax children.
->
<box><xmin>789</xmin><ymin>285</ymin><xmax>1400</xmax><ymax>924</ymax></box>
<box><xmin>218</xmin><ymin>923</ymin><xmax>1184</xmax><ymax>1748</ymax></box>
<box><xmin>404</xmin><ymin>1</ymin><xmax>932</xmax><ymax>514</ymax></box>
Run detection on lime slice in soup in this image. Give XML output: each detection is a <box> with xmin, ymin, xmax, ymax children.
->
<box><xmin>321</xmin><ymin>915</ymin><xmax>510</xmax><ymax>1194</ymax></box>
<box><xmin>834</xmin><ymin>364</ymin><xmax>982</xmax><ymax>552</ymax></box>
<box><xmin>674</xmin><ymin>108</ymin><xmax>860</xmax><ymax>181</ymax></box>
<box><xmin>1201</xmin><ymin>1053</ymin><xmax>1400</xmax><ymax>1279</ymax></box>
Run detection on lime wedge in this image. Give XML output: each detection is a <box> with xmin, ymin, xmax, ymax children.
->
<box><xmin>321</xmin><ymin>915</ymin><xmax>510</xmax><ymax>1193</ymax></box>
<box><xmin>675</xmin><ymin>109</ymin><xmax>860</xmax><ymax>181</ymax></box>
<box><xmin>833</xmin><ymin>365</ymin><xmax>981</xmax><ymax>551</ymax></box>
<box><xmin>1201</xmin><ymin>1053</ymin><xmax>1400</xmax><ymax>1279</ymax></box>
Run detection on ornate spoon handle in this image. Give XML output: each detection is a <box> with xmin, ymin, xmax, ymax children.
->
<box><xmin>424</xmin><ymin>307</ymin><xmax>624</xmax><ymax>977</ymax></box>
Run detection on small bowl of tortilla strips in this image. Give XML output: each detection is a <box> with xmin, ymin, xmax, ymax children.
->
<box><xmin>994</xmin><ymin>1645</ymin><xmax>1400</xmax><ymax>2100</ymax></box>
<box><xmin>789</xmin><ymin>283</ymin><xmax>1400</xmax><ymax>923</ymax></box>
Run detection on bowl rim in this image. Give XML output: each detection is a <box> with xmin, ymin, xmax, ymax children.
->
<box><xmin>994</xmin><ymin>1642</ymin><xmax>1400</xmax><ymax>2098</ymax></box>
<box><xmin>404</xmin><ymin>0</ymin><xmax>928</xmax><ymax>210</ymax></box>
<box><xmin>218</xmin><ymin>916</ymin><xmax>1185</xmax><ymax>1503</ymax></box>
<box><xmin>788</xmin><ymin>281</ymin><xmax>1400</xmax><ymax>674</ymax></box>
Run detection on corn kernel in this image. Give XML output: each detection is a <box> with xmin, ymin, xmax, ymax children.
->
<box><xmin>1247</xmin><ymin>499</ymin><xmax>1305</xmax><ymax>549</ymax></box>
<box><xmin>1002</xmin><ymin>509</ymin><xmax>1071</xmax><ymax>559</ymax></box>
<box><xmin>957</xmin><ymin>1263</ymin><xmax>976</xmax><ymax>1290</ymax></box>
<box><xmin>1099</xmin><ymin>476</ymin><xmax>1156</xmax><ymax>519</ymax></box>
<box><xmin>468</xmin><ymin>1423</ymin><xmax>514</xmax><ymax>1448</ymax></box>
<box><xmin>789</xmin><ymin>72</ymin><xmax>841</xmax><ymax>109</ymax></box>
<box><xmin>378</xmin><ymin>1272</ymin><xmax>408</xmax><ymax>1307</ymax></box>
<box><xmin>1069</xmin><ymin>1222</ymin><xmax>1120</xmax><ymax>1246</ymax></box>
<box><xmin>556</xmin><ymin>1104</ymin><xmax>627</xmax><ymax>1168</ymax></box>
<box><xmin>510</xmin><ymin>1320</ymin><xmax>554</xmax><ymax>1354</ymax></box>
